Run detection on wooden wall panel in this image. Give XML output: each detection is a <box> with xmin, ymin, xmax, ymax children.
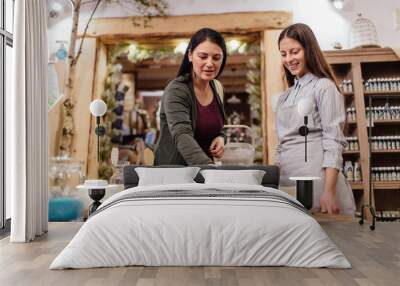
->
<box><xmin>261</xmin><ymin>30</ymin><xmax>286</xmax><ymax>164</ymax></box>
<box><xmin>87</xmin><ymin>40</ymin><xmax>108</xmax><ymax>179</ymax></box>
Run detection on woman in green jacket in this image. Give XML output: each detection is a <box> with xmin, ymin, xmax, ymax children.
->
<box><xmin>154</xmin><ymin>28</ymin><xmax>227</xmax><ymax>166</ymax></box>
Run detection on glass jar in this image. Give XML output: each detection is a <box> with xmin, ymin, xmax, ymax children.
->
<box><xmin>371</xmin><ymin>167</ymin><xmax>376</xmax><ymax>181</ymax></box>
<box><xmin>109</xmin><ymin>162</ymin><xmax>130</xmax><ymax>185</ymax></box>
<box><xmin>49</xmin><ymin>156</ymin><xmax>85</xmax><ymax>198</ymax></box>
<box><xmin>354</xmin><ymin>137</ymin><xmax>359</xmax><ymax>151</ymax></box>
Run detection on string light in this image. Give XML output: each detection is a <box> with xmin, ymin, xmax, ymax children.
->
<box><xmin>227</xmin><ymin>39</ymin><xmax>241</xmax><ymax>52</ymax></box>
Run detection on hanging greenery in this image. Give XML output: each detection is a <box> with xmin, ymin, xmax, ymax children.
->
<box><xmin>98</xmin><ymin>64</ymin><xmax>123</xmax><ymax>179</ymax></box>
<box><xmin>245</xmin><ymin>44</ymin><xmax>263</xmax><ymax>162</ymax></box>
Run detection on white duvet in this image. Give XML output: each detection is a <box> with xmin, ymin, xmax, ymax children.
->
<box><xmin>50</xmin><ymin>183</ymin><xmax>351</xmax><ymax>269</ymax></box>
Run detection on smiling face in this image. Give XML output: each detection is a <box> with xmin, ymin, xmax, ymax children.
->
<box><xmin>189</xmin><ymin>40</ymin><xmax>224</xmax><ymax>81</ymax></box>
<box><xmin>279</xmin><ymin>37</ymin><xmax>309</xmax><ymax>78</ymax></box>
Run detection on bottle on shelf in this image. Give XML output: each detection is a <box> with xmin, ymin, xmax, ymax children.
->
<box><xmin>354</xmin><ymin>162</ymin><xmax>362</xmax><ymax>181</ymax></box>
<box><xmin>345</xmin><ymin>136</ymin><xmax>359</xmax><ymax>151</ymax></box>
<box><xmin>346</xmin><ymin>107</ymin><xmax>357</xmax><ymax>122</ymax></box>
<box><xmin>371</xmin><ymin>135</ymin><xmax>400</xmax><ymax>150</ymax></box>
<box><xmin>340</xmin><ymin>79</ymin><xmax>353</xmax><ymax>93</ymax></box>
<box><xmin>364</xmin><ymin>77</ymin><xmax>400</xmax><ymax>92</ymax></box>
<box><xmin>344</xmin><ymin>161</ymin><xmax>354</xmax><ymax>181</ymax></box>
<box><xmin>371</xmin><ymin>166</ymin><xmax>400</xmax><ymax>181</ymax></box>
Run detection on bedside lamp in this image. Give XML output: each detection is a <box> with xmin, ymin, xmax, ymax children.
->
<box><xmin>90</xmin><ymin>99</ymin><xmax>107</xmax><ymax>162</ymax></box>
<box><xmin>291</xmin><ymin>98</ymin><xmax>319</xmax><ymax>210</ymax></box>
<box><xmin>297</xmin><ymin>98</ymin><xmax>313</xmax><ymax>162</ymax></box>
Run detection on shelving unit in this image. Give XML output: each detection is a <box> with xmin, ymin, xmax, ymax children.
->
<box><xmin>373</xmin><ymin>181</ymin><xmax>400</xmax><ymax>190</ymax></box>
<box><xmin>371</xmin><ymin>119</ymin><xmax>400</xmax><ymax>125</ymax></box>
<box><xmin>343</xmin><ymin>150</ymin><xmax>360</xmax><ymax>155</ymax></box>
<box><xmin>372</xmin><ymin>150</ymin><xmax>400</xmax><ymax>154</ymax></box>
<box><xmin>364</xmin><ymin>90</ymin><xmax>400</xmax><ymax>96</ymax></box>
<box><xmin>349</xmin><ymin>181</ymin><xmax>364</xmax><ymax>190</ymax></box>
<box><xmin>325</xmin><ymin>48</ymin><xmax>400</xmax><ymax>221</ymax></box>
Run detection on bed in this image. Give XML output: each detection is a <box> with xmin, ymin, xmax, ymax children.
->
<box><xmin>50</xmin><ymin>165</ymin><xmax>350</xmax><ymax>269</ymax></box>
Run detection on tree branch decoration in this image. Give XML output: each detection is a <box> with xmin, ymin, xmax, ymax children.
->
<box><xmin>59</xmin><ymin>0</ymin><xmax>168</xmax><ymax>157</ymax></box>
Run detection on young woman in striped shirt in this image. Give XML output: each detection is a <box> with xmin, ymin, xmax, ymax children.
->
<box><xmin>275</xmin><ymin>23</ymin><xmax>355</xmax><ymax>215</ymax></box>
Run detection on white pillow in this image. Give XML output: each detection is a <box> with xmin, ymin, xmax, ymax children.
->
<box><xmin>200</xmin><ymin>169</ymin><xmax>266</xmax><ymax>185</ymax></box>
<box><xmin>135</xmin><ymin>167</ymin><xmax>200</xmax><ymax>186</ymax></box>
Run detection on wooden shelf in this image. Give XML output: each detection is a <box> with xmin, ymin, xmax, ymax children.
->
<box><xmin>347</xmin><ymin>120</ymin><xmax>357</xmax><ymax>125</ymax></box>
<box><xmin>364</xmin><ymin>90</ymin><xmax>400</xmax><ymax>96</ymax></box>
<box><xmin>372</xmin><ymin>181</ymin><xmax>400</xmax><ymax>190</ymax></box>
<box><xmin>372</xmin><ymin>149</ymin><xmax>400</xmax><ymax>154</ymax></box>
<box><xmin>343</xmin><ymin>150</ymin><xmax>360</xmax><ymax>155</ymax></box>
<box><xmin>372</xmin><ymin>119</ymin><xmax>400</xmax><ymax>125</ymax></box>
<box><xmin>349</xmin><ymin>181</ymin><xmax>363</xmax><ymax>190</ymax></box>
<box><xmin>342</xmin><ymin>92</ymin><xmax>354</xmax><ymax>96</ymax></box>
<box><xmin>349</xmin><ymin>181</ymin><xmax>400</xmax><ymax>190</ymax></box>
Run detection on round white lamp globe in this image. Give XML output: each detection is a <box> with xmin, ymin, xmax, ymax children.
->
<box><xmin>297</xmin><ymin>98</ymin><xmax>314</xmax><ymax>117</ymax></box>
<box><xmin>90</xmin><ymin>99</ymin><xmax>107</xmax><ymax>117</ymax></box>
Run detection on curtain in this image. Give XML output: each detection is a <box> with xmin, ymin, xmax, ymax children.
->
<box><xmin>7</xmin><ymin>0</ymin><xmax>48</xmax><ymax>242</ymax></box>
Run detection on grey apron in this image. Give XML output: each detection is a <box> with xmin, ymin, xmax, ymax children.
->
<box><xmin>276</xmin><ymin>99</ymin><xmax>355</xmax><ymax>216</ymax></box>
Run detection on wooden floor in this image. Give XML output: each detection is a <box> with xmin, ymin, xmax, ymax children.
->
<box><xmin>0</xmin><ymin>219</ymin><xmax>399</xmax><ymax>286</ymax></box>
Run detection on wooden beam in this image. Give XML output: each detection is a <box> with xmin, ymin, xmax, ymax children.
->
<box><xmin>261</xmin><ymin>29</ymin><xmax>286</xmax><ymax>164</ymax></box>
<box><xmin>78</xmin><ymin>12</ymin><xmax>292</xmax><ymax>41</ymax></box>
<box><xmin>351</xmin><ymin>60</ymin><xmax>373</xmax><ymax>222</ymax></box>
<box><xmin>70</xmin><ymin>38</ymin><xmax>97</xmax><ymax>173</ymax></box>
<box><xmin>324</xmin><ymin>48</ymin><xmax>399</xmax><ymax>64</ymax></box>
<box><xmin>87</xmin><ymin>40</ymin><xmax>109</xmax><ymax>180</ymax></box>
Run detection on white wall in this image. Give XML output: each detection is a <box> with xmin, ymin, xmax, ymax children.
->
<box><xmin>47</xmin><ymin>0</ymin><xmax>400</xmax><ymax>56</ymax></box>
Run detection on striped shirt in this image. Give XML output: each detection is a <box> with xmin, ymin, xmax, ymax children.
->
<box><xmin>276</xmin><ymin>72</ymin><xmax>348</xmax><ymax>170</ymax></box>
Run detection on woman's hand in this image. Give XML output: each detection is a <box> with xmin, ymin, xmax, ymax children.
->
<box><xmin>320</xmin><ymin>167</ymin><xmax>340</xmax><ymax>215</ymax></box>
<box><xmin>320</xmin><ymin>189</ymin><xmax>340</xmax><ymax>215</ymax></box>
<box><xmin>210</xmin><ymin>136</ymin><xmax>225</xmax><ymax>159</ymax></box>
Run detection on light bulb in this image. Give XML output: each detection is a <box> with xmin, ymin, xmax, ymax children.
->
<box><xmin>227</xmin><ymin>40</ymin><xmax>241</xmax><ymax>52</ymax></box>
<box><xmin>174</xmin><ymin>42</ymin><xmax>188</xmax><ymax>54</ymax></box>
<box><xmin>297</xmin><ymin>98</ymin><xmax>314</xmax><ymax>116</ymax></box>
<box><xmin>90</xmin><ymin>99</ymin><xmax>107</xmax><ymax>117</ymax></box>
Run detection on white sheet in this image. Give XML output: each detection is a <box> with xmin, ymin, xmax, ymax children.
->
<box><xmin>50</xmin><ymin>183</ymin><xmax>351</xmax><ymax>269</ymax></box>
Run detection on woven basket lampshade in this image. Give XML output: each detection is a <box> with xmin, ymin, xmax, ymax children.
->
<box><xmin>351</xmin><ymin>14</ymin><xmax>380</xmax><ymax>48</ymax></box>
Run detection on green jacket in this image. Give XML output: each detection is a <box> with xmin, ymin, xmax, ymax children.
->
<box><xmin>154</xmin><ymin>74</ymin><xmax>226</xmax><ymax>166</ymax></box>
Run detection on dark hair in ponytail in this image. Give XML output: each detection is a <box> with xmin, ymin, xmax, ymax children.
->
<box><xmin>177</xmin><ymin>28</ymin><xmax>227</xmax><ymax>79</ymax></box>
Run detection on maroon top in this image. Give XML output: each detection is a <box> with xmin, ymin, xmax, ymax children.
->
<box><xmin>194</xmin><ymin>95</ymin><xmax>224</xmax><ymax>158</ymax></box>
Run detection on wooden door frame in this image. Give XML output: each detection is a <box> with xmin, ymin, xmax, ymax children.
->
<box><xmin>67</xmin><ymin>11</ymin><xmax>292</xmax><ymax>177</ymax></box>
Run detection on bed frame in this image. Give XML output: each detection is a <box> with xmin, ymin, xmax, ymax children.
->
<box><xmin>123</xmin><ymin>165</ymin><xmax>280</xmax><ymax>190</ymax></box>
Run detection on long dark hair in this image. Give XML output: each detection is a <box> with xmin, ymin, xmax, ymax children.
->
<box><xmin>177</xmin><ymin>28</ymin><xmax>227</xmax><ymax>79</ymax></box>
<box><xmin>278</xmin><ymin>23</ymin><xmax>337</xmax><ymax>87</ymax></box>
